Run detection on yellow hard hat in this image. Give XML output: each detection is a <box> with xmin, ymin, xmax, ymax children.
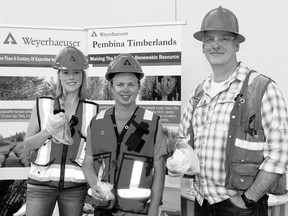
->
<box><xmin>105</xmin><ymin>53</ymin><xmax>144</xmax><ymax>81</ymax></box>
<box><xmin>53</xmin><ymin>46</ymin><xmax>89</xmax><ymax>70</ymax></box>
<box><xmin>194</xmin><ymin>6</ymin><xmax>245</xmax><ymax>43</ymax></box>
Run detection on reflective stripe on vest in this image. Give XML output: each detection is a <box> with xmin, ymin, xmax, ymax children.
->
<box><xmin>75</xmin><ymin>102</ymin><xmax>98</xmax><ymax>165</ymax></box>
<box><xmin>29</xmin><ymin>164</ymin><xmax>85</xmax><ymax>183</ymax></box>
<box><xmin>143</xmin><ymin>109</ymin><xmax>154</xmax><ymax>121</ymax></box>
<box><xmin>90</xmin><ymin>107</ymin><xmax>158</xmax><ymax>212</ymax></box>
<box><xmin>34</xmin><ymin>98</ymin><xmax>54</xmax><ymax>165</ymax></box>
<box><xmin>117</xmin><ymin>160</ymin><xmax>151</xmax><ymax>198</ymax></box>
<box><xmin>224</xmin><ymin>73</ymin><xmax>286</xmax><ymax>195</ymax></box>
<box><xmin>189</xmin><ymin>71</ymin><xmax>285</xmax><ymax>193</ymax></box>
<box><xmin>29</xmin><ymin>98</ymin><xmax>97</xmax><ymax>182</ymax></box>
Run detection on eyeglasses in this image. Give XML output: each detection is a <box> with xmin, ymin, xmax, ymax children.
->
<box><xmin>202</xmin><ymin>35</ymin><xmax>235</xmax><ymax>46</ymax></box>
<box><xmin>69</xmin><ymin>115</ymin><xmax>78</xmax><ymax>137</ymax></box>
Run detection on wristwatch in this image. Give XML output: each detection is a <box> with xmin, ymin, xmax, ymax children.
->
<box><xmin>241</xmin><ymin>193</ymin><xmax>256</xmax><ymax>208</ymax></box>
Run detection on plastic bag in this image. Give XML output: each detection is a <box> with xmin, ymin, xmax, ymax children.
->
<box><xmin>167</xmin><ymin>142</ymin><xmax>200</xmax><ymax>176</ymax></box>
<box><xmin>44</xmin><ymin>112</ymin><xmax>74</xmax><ymax>145</ymax></box>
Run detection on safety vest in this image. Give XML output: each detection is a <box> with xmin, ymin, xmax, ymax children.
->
<box><xmin>190</xmin><ymin>71</ymin><xmax>286</xmax><ymax>195</ymax></box>
<box><xmin>28</xmin><ymin>97</ymin><xmax>98</xmax><ymax>188</ymax></box>
<box><xmin>90</xmin><ymin>106</ymin><xmax>160</xmax><ymax>214</ymax></box>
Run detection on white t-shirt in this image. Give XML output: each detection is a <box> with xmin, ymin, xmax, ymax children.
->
<box><xmin>209</xmin><ymin>79</ymin><xmax>226</xmax><ymax>98</ymax></box>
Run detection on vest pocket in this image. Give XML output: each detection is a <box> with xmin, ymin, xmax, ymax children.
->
<box><xmin>28</xmin><ymin>160</ymin><xmax>55</xmax><ymax>181</ymax></box>
<box><xmin>228</xmin><ymin>144</ymin><xmax>263</xmax><ymax>191</ymax></box>
<box><xmin>116</xmin><ymin>153</ymin><xmax>153</xmax><ymax>213</ymax></box>
<box><xmin>232</xmin><ymin>140</ymin><xmax>264</xmax><ymax>163</ymax></box>
<box><xmin>90</xmin><ymin>152</ymin><xmax>115</xmax><ymax>209</ymax></box>
<box><xmin>230</xmin><ymin>162</ymin><xmax>259</xmax><ymax>190</ymax></box>
<box><xmin>92</xmin><ymin>152</ymin><xmax>113</xmax><ymax>182</ymax></box>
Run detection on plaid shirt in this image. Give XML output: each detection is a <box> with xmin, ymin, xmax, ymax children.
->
<box><xmin>180</xmin><ymin>62</ymin><xmax>288</xmax><ymax>205</ymax></box>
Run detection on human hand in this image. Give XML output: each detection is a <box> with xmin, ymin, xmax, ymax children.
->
<box><xmin>89</xmin><ymin>182</ymin><xmax>114</xmax><ymax>202</ymax></box>
<box><xmin>44</xmin><ymin>113</ymin><xmax>73</xmax><ymax>145</ymax></box>
<box><xmin>96</xmin><ymin>181</ymin><xmax>115</xmax><ymax>201</ymax></box>
<box><xmin>229</xmin><ymin>194</ymin><xmax>248</xmax><ymax>209</ymax></box>
<box><xmin>89</xmin><ymin>185</ymin><xmax>108</xmax><ymax>202</ymax></box>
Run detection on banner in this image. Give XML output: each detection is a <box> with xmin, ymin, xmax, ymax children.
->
<box><xmin>0</xmin><ymin>26</ymin><xmax>86</xmax><ymax>182</ymax></box>
<box><xmin>87</xmin><ymin>24</ymin><xmax>182</xmax><ymax>127</ymax></box>
<box><xmin>0</xmin><ymin>23</ymin><xmax>183</xmax><ymax>215</ymax></box>
<box><xmin>0</xmin><ymin>26</ymin><xmax>87</xmax><ymax>215</ymax></box>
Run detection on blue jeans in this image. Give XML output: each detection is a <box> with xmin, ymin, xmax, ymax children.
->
<box><xmin>194</xmin><ymin>194</ymin><xmax>268</xmax><ymax>216</ymax></box>
<box><xmin>26</xmin><ymin>184</ymin><xmax>87</xmax><ymax>216</ymax></box>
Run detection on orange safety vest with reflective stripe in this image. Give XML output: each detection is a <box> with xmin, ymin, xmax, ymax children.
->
<box><xmin>28</xmin><ymin>97</ymin><xmax>98</xmax><ymax>188</ymax></box>
<box><xmin>190</xmin><ymin>72</ymin><xmax>286</xmax><ymax>195</ymax></box>
<box><xmin>225</xmin><ymin>72</ymin><xmax>287</xmax><ymax>195</ymax></box>
<box><xmin>90</xmin><ymin>106</ymin><xmax>159</xmax><ymax>214</ymax></box>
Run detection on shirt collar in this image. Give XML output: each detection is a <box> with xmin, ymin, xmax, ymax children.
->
<box><xmin>203</xmin><ymin>62</ymin><xmax>251</xmax><ymax>94</ymax></box>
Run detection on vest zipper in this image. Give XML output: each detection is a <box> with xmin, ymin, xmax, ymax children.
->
<box><xmin>59</xmin><ymin>145</ymin><xmax>68</xmax><ymax>189</ymax></box>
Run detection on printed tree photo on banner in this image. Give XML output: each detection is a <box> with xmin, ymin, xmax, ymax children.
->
<box><xmin>141</xmin><ymin>76</ymin><xmax>181</xmax><ymax>101</ymax></box>
<box><xmin>86</xmin><ymin>75</ymin><xmax>181</xmax><ymax>102</ymax></box>
<box><xmin>86</xmin><ymin>77</ymin><xmax>113</xmax><ymax>101</ymax></box>
<box><xmin>0</xmin><ymin>76</ymin><xmax>113</xmax><ymax>101</ymax></box>
<box><xmin>0</xmin><ymin>132</ymin><xmax>31</xmax><ymax>216</ymax></box>
<box><xmin>0</xmin><ymin>76</ymin><xmax>56</xmax><ymax>100</ymax></box>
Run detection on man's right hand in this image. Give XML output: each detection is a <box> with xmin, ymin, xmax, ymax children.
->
<box><xmin>88</xmin><ymin>185</ymin><xmax>108</xmax><ymax>203</ymax></box>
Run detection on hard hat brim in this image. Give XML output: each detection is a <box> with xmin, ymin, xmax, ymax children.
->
<box><xmin>105</xmin><ymin>53</ymin><xmax>144</xmax><ymax>82</ymax></box>
<box><xmin>193</xmin><ymin>30</ymin><xmax>245</xmax><ymax>43</ymax></box>
<box><xmin>52</xmin><ymin>65</ymin><xmax>89</xmax><ymax>70</ymax></box>
<box><xmin>106</xmin><ymin>72</ymin><xmax>144</xmax><ymax>82</ymax></box>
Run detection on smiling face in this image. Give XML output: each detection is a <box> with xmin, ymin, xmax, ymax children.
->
<box><xmin>202</xmin><ymin>30</ymin><xmax>239</xmax><ymax>67</ymax></box>
<box><xmin>111</xmin><ymin>73</ymin><xmax>140</xmax><ymax>108</ymax></box>
<box><xmin>58</xmin><ymin>69</ymin><xmax>83</xmax><ymax>95</ymax></box>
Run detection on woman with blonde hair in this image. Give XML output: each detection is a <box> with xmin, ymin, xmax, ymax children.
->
<box><xmin>24</xmin><ymin>46</ymin><xmax>98</xmax><ymax>216</ymax></box>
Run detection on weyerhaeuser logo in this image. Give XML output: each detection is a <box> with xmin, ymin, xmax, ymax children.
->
<box><xmin>3</xmin><ymin>33</ymin><xmax>17</xmax><ymax>44</ymax></box>
<box><xmin>3</xmin><ymin>32</ymin><xmax>81</xmax><ymax>47</ymax></box>
<box><xmin>90</xmin><ymin>31</ymin><xmax>129</xmax><ymax>37</ymax></box>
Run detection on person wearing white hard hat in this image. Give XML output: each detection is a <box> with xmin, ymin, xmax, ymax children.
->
<box><xmin>24</xmin><ymin>46</ymin><xmax>99</xmax><ymax>216</ymax></box>
<box><xmin>175</xmin><ymin>6</ymin><xmax>288</xmax><ymax>216</ymax></box>
<box><xmin>82</xmin><ymin>53</ymin><xmax>167</xmax><ymax>216</ymax></box>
